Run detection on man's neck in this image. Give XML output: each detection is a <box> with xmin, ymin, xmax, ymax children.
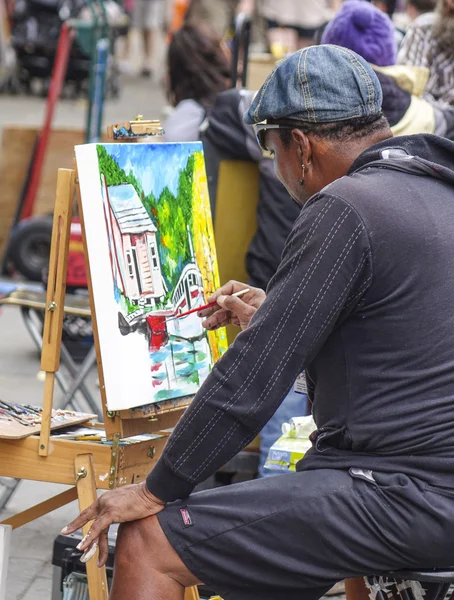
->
<box><xmin>331</xmin><ymin>131</ymin><xmax>393</xmax><ymax>180</ymax></box>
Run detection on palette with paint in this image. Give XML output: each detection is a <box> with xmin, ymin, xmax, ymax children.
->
<box><xmin>0</xmin><ymin>400</ymin><xmax>96</xmax><ymax>439</ymax></box>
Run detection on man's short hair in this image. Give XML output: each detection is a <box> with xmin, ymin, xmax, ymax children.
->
<box><xmin>279</xmin><ymin>114</ymin><xmax>390</xmax><ymax>147</ymax></box>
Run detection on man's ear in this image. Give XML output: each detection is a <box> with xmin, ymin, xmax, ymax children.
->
<box><xmin>292</xmin><ymin>129</ymin><xmax>312</xmax><ymax>166</ymax></box>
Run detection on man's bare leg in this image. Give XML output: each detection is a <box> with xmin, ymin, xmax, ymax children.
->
<box><xmin>110</xmin><ymin>515</ymin><xmax>201</xmax><ymax>600</ymax></box>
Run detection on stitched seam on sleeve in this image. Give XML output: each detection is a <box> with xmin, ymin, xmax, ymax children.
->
<box><xmin>323</xmin><ymin>193</ymin><xmax>374</xmax><ymax>295</ymax></box>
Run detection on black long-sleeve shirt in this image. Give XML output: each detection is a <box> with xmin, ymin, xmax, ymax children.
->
<box><xmin>147</xmin><ymin>134</ymin><xmax>454</xmax><ymax>502</ymax></box>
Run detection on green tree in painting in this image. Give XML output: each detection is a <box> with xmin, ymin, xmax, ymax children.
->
<box><xmin>97</xmin><ymin>146</ymin><xmax>145</xmax><ymax>197</ymax></box>
<box><xmin>178</xmin><ymin>154</ymin><xmax>195</xmax><ymax>227</ymax></box>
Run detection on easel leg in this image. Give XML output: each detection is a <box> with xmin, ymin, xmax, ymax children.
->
<box><xmin>75</xmin><ymin>454</ymin><xmax>108</xmax><ymax>600</ymax></box>
<box><xmin>184</xmin><ymin>585</ymin><xmax>201</xmax><ymax>600</ymax></box>
<box><xmin>39</xmin><ymin>167</ymin><xmax>75</xmax><ymax>456</ymax></box>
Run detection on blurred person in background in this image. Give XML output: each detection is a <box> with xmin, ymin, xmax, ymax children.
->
<box><xmin>323</xmin><ymin>0</ymin><xmax>398</xmax><ymax>67</ymax></box>
<box><xmin>164</xmin><ymin>22</ymin><xmax>231</xmax><ymax>142</ymax></box>
<box><xmin>371</xmin><ymin>0</ymin><xmax>397</xmax><ymax>16</ymax></box>
<box><xmin>185</xmin><ymin>0</ymin><xmax>343</xmax><ymax>51</ymax></box>
<box><xmin>116</xmin><ymin>0</ymin><xmax>135</xmax><ymax>72</ymax></box>
<box><xmin>261</xmin><ymin>0</ymin><xmax>342</xmax><ymax>52</ymax></box>
<box><xmin>132</xmin><ymin>0</ymin><xmax>166</xmax><ymax>77</ymax></box>
<box><xmin>369</xmin><ymin>0</ymin><xmax>406</xmax><ymax>46</ymax></box>
<box><xmin>184</xmin><ymin>0</ymin><xmax>254</xmax><ymax>37</ymax></box>
<box><xmin>322</xmin><ymin>0</ymin><xmax>454</xmax><ymax>138</ymax></box>
<box><xmin>398</xmin><ymin>0</ymin><xmax>454</xmax><ymax>104</ymax></box>
<box><xmin>406</xmin><ymin>0</ymin><xmax>437</xmax><ymax>20</ymax></box>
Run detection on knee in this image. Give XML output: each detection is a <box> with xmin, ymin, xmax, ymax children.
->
<box><xmin>116</xmin><ymin>515</ymin><xmax>161</xmax><ymax>567</ymax></box>
<box><xmin>115</xmin><ymin>514</ymin><xmax>200</xmax><ymax>588</ymax></box>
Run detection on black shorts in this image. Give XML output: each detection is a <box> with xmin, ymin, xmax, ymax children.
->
<box><xmin>158</xmin><ymin>468</ymin><xmax>454</xmax><ymax>600</ymax></box>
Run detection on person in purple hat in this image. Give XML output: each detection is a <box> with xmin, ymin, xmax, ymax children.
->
<box><xmin>322</xmin><ymin>0</ymin><xmax>397</xmax><ymax>66</ymax></box>
<box><xmin>322</xmin><ymin>0</ymin><xmax>454</xmax><ymax>139</ymax></box>
<box><xmin>63</xmin><ymin>45</ymin><xmax>454</xmax><ymax>600</ymax></box>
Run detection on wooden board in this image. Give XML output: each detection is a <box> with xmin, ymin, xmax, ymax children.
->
<box><xmin>0</xmin><ymin>127</ymin><xmax>108</xmax><ymax>261</ymax></box>
<box><xmin>35</xmin><ymin>129</ymin><xmax>89</xmax><ymax>216</ymax></box>
<box><xmin>116</xmin><ymin>436</ymin><xmax>167</xmax><ymax>487</ymax></box>
<box><xmin>248</xmin><ymin>53</ymin><xmax>277</xmax><ymax>90</ymax></box>
<box><xmin>0</xmin><ymin>411</ymin><xmax>96</xmax><ymax>440</ymax></box>
<box><xmin>117</xmin><ymin>405</ymin><xmax>188</xmax><ymax>439</ymax></box>
<box><xmin>0</xmin><ymin>127</ymin><xmax>36</xmax><ymax>258</ymax></box>
<box><xmin>214</xmin><ymin>160</ymin><xmax>259</xmax><ymax>344</ymax></box>
<box><xmin>0</xmin><ymin>436</ymin><xmax>112</xmax><ymax>487</ymax></box>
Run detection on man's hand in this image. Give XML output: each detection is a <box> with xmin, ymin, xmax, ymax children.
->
<box><xmin>200</xmin><ymin>280</ymin><xmax>266</xmax><ymax>331</ymax></box>
<box><xmin>62</xmin><ymin>482</ymin><xmax>165</xmax><ymax>567</ymax></box>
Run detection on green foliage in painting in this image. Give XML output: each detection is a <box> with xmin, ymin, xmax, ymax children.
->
<box><xmin>96</xmin><ymin>146</ymin><xmax>196</xmax><ymax>290</ymax></box>
<box><xmin>144</xmin><ymin>154</ymin><xmax>195</xmax><ymax>287</ymax></box>
<box><xmin>97</xmin><ymin>145</ymin><xmax>144</xmax><ymax>196</ymax></box>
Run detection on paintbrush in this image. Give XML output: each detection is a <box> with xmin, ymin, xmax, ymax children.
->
<box><xmin>168</xmin><ymin>288</ymin><xmax>250</xmax><ymax>320</ymax></box>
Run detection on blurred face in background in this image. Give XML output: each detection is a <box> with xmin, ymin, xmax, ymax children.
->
<box><xmin>433</xmin><ymin>0</ymin><xmax>454</xmax><ymax>54</ymax></box>
<box><xmin>407</xmin><ymin>0</ymin><xmax>437</xmax><ymax>20</ymax></box>
<box><xmin>440</xmin><ymin>0</ymin><xmax>454</xmax><ymax>13</ymax></box>
<box><xmin>371</xmin><ymin>0</ymin><xmax>396</xmax><ymax>16</ymax></box>
<box><xmin>372</xmin><ymin>1</ymin><xmax>388</xmax><ymax>12</ymax></box>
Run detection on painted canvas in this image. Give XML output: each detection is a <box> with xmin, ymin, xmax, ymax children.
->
<box><xmin>75</xmin><ymin>142</ymin><xmax>228</xmax><ymax>411</ymax></box>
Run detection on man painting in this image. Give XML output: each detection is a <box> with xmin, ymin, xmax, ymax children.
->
<box><xmin>64</xmin><ymin>46</ymin><xmax>454</xmax><ymax>600</ymax></box>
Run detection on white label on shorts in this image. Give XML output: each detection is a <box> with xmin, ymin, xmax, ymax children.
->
<box><xmin>294</xmin><ymin>373</ymin><xmax>307</xmax><ymax>395</ymax></box>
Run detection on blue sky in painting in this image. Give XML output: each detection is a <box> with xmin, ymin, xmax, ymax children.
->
<box><xmin>102</xmin><ymin>142</ymin><xmax>202</xmax><ymax>199</ymax></box>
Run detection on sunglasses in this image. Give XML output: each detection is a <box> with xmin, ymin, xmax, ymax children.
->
<box><xmin>253</xmin><ymin>123</ymin><xmax>310</xmax><ymax>153</ymax></box>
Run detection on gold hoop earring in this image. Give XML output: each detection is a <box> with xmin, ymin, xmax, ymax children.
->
<box><xmin>299</xmin><ymin>164</ymin><xmax>305</xmax><ymax>186</ymax></box>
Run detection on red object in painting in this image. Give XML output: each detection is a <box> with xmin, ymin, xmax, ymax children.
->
<box><xmin>146</xmin><ymin>314</ymin><xmax>168</xmax><ymax>350</ymax></box>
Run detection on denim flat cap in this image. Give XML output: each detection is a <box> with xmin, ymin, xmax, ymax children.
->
<box><xmin>244</xmin><ymin>45</ymin><xmax>383</xmax><ymax>125</ymax></box>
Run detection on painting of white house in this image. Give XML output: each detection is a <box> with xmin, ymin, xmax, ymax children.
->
<box><xmin>75</xmin><ymin>142</ymin><xmax>227</xmax><ymax>411</ymax></box>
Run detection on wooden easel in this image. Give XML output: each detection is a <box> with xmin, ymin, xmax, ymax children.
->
<box><xmin>0</xmin><ymin>118</ymin><xmax>201</xmax><ymax>600</ymax></box>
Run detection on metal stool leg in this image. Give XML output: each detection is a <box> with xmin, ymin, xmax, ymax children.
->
<box><xmin>59</xmin><ymin>343</ymin><xmax>99</xmax><ymax>414</ymax></box>
<box><xmin>59</xmin><ymin>346</ymin><xmax>100</xmax><ymax>417</ymax></box>
<box><xmin>0</xmin><ymin>524</ymin><xmax>12</xmax><ymax>600</ymax></box>
<box><xmin>20</xmin><ymin>307</ymin><xmax>97</xmax><ymax>411</ymax></box>
<box><xmin>0</xmin><ymin>479</ymin><xmax>20</xmax><ymax>512</ymax></box>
